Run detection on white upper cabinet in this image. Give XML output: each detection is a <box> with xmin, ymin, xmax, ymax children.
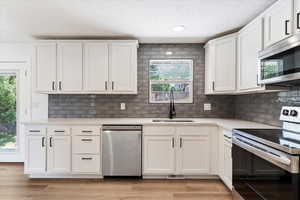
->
<box><xmin>57</xmin><ymin>42</ymin><xmax>83</xmax><ymax>92</ymax></box>
<box><xmin>263</xmin><ymin>0</ymin><xmax>293</xmax><ymax>47</ymax></box>
<box><xmin>33</xmin><ymin>40</ymin><xmax>138</xmax><ymax>94</ymax></box>
<box><xmin>109</xmin><ymin>43</ymin><xmax>137</xmax><ymax>94</ymax></box>
<box><xmin>295</xmin><ymin>0</ymin><xmax>300</xmax><ymax>33</ymax></box>
<box><xmin>238</xmin><ymin>17</ymin><xmax>263</xmax><ymax>91</ymax></box>
<box><xmin>34</xmin><ymin>43</ymin><xmax>57</xmax><ymax>92</ymax></box>
<box><xmin>213</xmin><ymin>34</ymin><xmax>237</xmax><ymax>93</ymax></box>
<box><xmin>204</xmin><ymin>42</ymin><xmax>215</xmax><ymax>94</ymax></box>
<box><xmin>83</xmin><ymin>42</ymin><xmax>109</xmax><ymax>92</ymax></box>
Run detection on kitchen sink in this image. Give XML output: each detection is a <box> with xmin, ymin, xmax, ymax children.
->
<box><xmin>152</xmin><ymin>119</ymin><xmax>195</xmax><ymax>123</ymax></box>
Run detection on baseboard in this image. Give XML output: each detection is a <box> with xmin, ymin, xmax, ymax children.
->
<box><xmin>28</xmin><ymin>174</ymin><xmax>103</xmax><ymax>179</ymax></box>
<box><xmin>142</xmin><ymin>175</ymin><xmax>219</xmax><ymax>179</ymax></box>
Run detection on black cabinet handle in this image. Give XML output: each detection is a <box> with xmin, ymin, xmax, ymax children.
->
<box><xmin>59</xmin><ymin>81</ymin><xmax>62</xmax><ymax>90</ymax></box>
<box><xmin>172</xmin><ymin>138</ymin><xmax>175</xmax><ymax>148</ymax></box>
<box><xmin>54</xmin><ymin>130</ymin><xmax>65</xmax><ymax>133</ymax></box>
<box><xmin>82</xmin><ymin>130</ymin><xmax>92</xmax><ymax>133</ymax></box>
<box><xmin>81</xmin><ymin>139</ymin><xmax>93</xmax><ymax>142</ymax></box>
<box><xmin>112</xmin><ymin>81</ymin><xmax>114</xmax><ymax>90</ymax></box>
<box><xmin>82</xmin><ymin>158</ymin><xmax>92</xmax><ymax>160</ymax></box>
<box><xmin>49</xmin><ymin>137</ymin><xmax>53</xmax><ymax>147</ymax></box>
<box><xmin>285</xmin><ymin>20</ymin><xmax>290</xmax><ymax>35</ymax></box>
<box><xmin>212</xmin><ymin>81</ymin><xmax>215</xmax><ymax>91</ymax></box>
<box><xmin>180</xmin><ymin>138</ymin><xmax>183</xmax><ymax>148</ymax></box>
<box><xmin>29</xmin><ymin>130</ymin><xmax>40</xmax><ymax>133</ymax></box>
<box><xmin>42</xmin><ymin>137</ymin><xmax>45</xmax><ymax>147</ymax></box>
<box><xmin>52</xmin><ymin>81</ymin><xmax>55</xmax><ymax>91</ymax></box>
<box><xmin>105</xmin><ymin>81</ymin><xmax>108</xmax><ymax>90</ymax></box>
<box><xmin>298</xmin><ymin>13</ymin><xmax>300</xmax><ymax>29</ymax></box>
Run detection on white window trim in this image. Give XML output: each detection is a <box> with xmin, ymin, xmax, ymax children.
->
<box><xmin>149</xmin><ymin>59</ymin><xmax>193</xmax><ymax>104</ymax></box>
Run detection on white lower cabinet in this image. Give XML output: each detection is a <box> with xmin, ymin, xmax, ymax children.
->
<box><xmin>178</xmin><ymin>135</ymin><xmax>210</xmax><ymax>175</ymax></box>
<box><xmin>143</xmin><ymin>135</ymin><xmax>176</xmax><ymax>175</ymax></box>
<box><xmin>219</xmin><ymin>129</ymin><xmax>232</xmax><ymax>190</ymax></box>
<box><xmin>223</xmin><ymin>139</ymin><xmax>232</xmax><ymax>189</ymax></box>
<box><xmin>25</xmin><ymin>135</ymin><xmax>46</xmax><ymax>174</ymax></box>
<box><xmin>25</xmin><ymin>125</ymin><xmax>101</xmax><ymax>176</ymax></box>
<box><xmin>143</xmin><ymin>126</ymin><xmax>213</xmax><ymax>177</ymax></box>
<box><xmin>47</xmin><ymin>135</ymin><xmax>71</xmax><ymax>173</ymax></box>
<box><xmin>72</xmin><ymin>154</ymin><xmax>100</xmax><ymax>174</ymax></box>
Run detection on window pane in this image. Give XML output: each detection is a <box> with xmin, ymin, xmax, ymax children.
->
<box><xmin>0</xmin><ymin>75</ymin><xmax>17</xmax><ymax>152</ymax></box>
<box><xmin>149</xmin><ymin>60</ymin><xmax>192</xmax><ymax>81</ymax></box>
<box><xmin>150</xmin><ymin>82</ymin><xmax>192</xmax><ymax>103</ymax></box>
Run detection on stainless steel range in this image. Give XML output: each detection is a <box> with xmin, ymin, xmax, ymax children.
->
<box><xmin>232</xmin><ymin>106</ymin><xmax>300</xmax><ymax>200</ymax></box>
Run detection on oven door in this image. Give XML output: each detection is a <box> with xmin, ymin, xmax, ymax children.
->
<box><xmin>232</xmin><ymin>135</ymin><xmax>300</xmax><ymax>200</ymax></box>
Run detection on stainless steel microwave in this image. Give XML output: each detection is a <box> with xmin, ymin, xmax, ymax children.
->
<box><xmin>259</xmin><ymin>33</ymin><xmax>300</xmax><ymax>85</ymax></box>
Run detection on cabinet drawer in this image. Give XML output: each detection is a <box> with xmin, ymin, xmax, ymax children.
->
<box><xmin>177</xmin><ymin>126</ymin><xmax>211</xmax><ymax>136</ymax></box>
<box><xmin>143</xmin><ymin>126</ymin><xmax>175</xmax><ymax>135</ymax></box>
<box><xmin>72</xmin><ymin>126</ymin><xmax>100</xmax><ymax>135</ymax></box>
<box><xmin>72</xmin><ymin>154</ymin><xmax>100</xmax><ymax>174</ymax></box>
<box><xmin>26</xmin><ymin>126</ymin><xmax>46</xmax><ymax>136</ymax></box>
<box><xmin>72</xmin><ymin>136</ymin><xmax>100</xmax><ymax>154</ymax></box>
<box><xmin>48</xmin><ymin>126</ymin><xmax>71</xmax><ymax>135</ymax></box>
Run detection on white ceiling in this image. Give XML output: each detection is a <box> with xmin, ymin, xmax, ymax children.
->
<box><xmin>0</xmin><ymin>0</ymin><xmax>277</xmax><ymax>43</ymax></box>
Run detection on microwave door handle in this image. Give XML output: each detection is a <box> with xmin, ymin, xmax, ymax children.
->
<box><xmin>233</xmin><ymin>137</ymin><xmax>291</xmax><ymax>166</ymax></box>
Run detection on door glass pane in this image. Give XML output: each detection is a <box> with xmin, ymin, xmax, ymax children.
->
<box><xmin>0</xmin><ymin>74</ymin><xmax>17</xmax><ymax>152</ymax></box>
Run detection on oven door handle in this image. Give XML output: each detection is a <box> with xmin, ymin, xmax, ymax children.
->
<box><xmin>233</xmin><ymin>137</ymin><xmax>291</xmax><ymax>166</ymax></box>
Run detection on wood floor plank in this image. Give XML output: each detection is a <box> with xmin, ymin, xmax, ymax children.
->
<box><xmin>0</xmin><ymin>163</ymin><xmax>232</xmax><ymax>200</ymax></box>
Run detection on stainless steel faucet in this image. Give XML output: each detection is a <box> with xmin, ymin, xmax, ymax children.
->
<box><xmin>169</xmin><ymin>87</ymin><xmax>176</xmax><ymax>119</ymax></box>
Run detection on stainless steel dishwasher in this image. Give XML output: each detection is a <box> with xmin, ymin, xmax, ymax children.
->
<box><xmin>102</xmin><ymin>125</ymin><xmax>142</xmax><ymax>177</ymax></box>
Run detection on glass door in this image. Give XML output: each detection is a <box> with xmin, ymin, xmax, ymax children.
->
<box><xmin>0</xmin><ymin>73</ymin><xmax>17</xmax><ymax>153</ymax></box>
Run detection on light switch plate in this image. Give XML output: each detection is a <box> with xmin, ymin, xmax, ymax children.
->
<box><xmin>204</xmin><ymin>103</ymin><xmax>211</xmax><ymax>111</ymax></box>
<box><xmin>120</xmin><ymin>103</ymin><xmax>126</xmax><ymax>110</ymax></box>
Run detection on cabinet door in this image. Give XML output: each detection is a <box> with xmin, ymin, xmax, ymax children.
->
<box><xmin>295</xmin><ymin>0</ymin><xmax>300</xmax><ymax>33</ymax></box>
<box><xmin>238</xmin><ymin>17</ymin><xmax>263</xmax><ymax>91</ymax></box>
<box><xmin>178</xmin><ymin>135</ymin><xmax>210</xmax><ymax>175</ymax></box>
<box><xmin>214</xmin><ymin>35</ymin><xmax>237</xmax><ymax>92</ymax></box>
<box><xmin>109</xmin><ymin>43</ymin><xmax>137</xmax><ymax>93</ymax></box>
<box><xmin>143</xmin><ymin>135</ymin><xmax>175</xmax><ymax>175</ymax></box>
<box><xmin>34</xmin><ymin>43</ymin><xmax>57</xmax><ymax>92</ymax></box>
<box><xmin>83</xmin><ymin>43</ymin><xmax>109</xmax><ymax>92</ymax></box>
<box><xmin>47</xmin><ymin>136</ymin><xmax>71</xmax><ymax>173</ymax></box>
<box><xmin>264</xmin><ymin>0</ymin><xmax>293</xmax><ymax>47</ymax></box>
<box><xmin>57</xmin><ymin>43</ymin><xmax>83</xmax><ymax>92</ymax></box>
<box><xmin>223</xmin><ymin>139</ymin><xmax>232</xmax><ymax>190</ymax></box>
<box><xmin>204</xmin><ymin>42</ymin><xmax>215</xmax><ymax>94</ymax></box>
<box><xmin>25</xmin><ymin>136</ymin><xmax>46</xmax><ymax>173</ymax></box>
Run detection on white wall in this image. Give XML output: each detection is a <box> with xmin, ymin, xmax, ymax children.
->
<box><xmin>0</xmin><ymin>43</ymin><xmax>48</xmax><ymax>121</ymax></box>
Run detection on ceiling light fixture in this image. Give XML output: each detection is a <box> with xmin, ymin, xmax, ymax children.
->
<box><xmin>173</xmin><ymin>25</ymin><xmax>185</xmax><ymax>32</ymax></box>
<box><xmin>166</xmin><ymin>51</ymin><xmax>173</xmax><ymax>55</ymax></box>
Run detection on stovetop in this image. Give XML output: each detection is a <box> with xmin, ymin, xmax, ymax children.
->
<box><xmin>233</xmin><ymin>128</ymin><xmax>300</xmax><ymax>155</ymax></box>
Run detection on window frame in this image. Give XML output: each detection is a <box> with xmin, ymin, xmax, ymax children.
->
<box><xmin>148</xmin><ymin>59</ymin><xmax>194</xmax><ymax>104</ymax></box>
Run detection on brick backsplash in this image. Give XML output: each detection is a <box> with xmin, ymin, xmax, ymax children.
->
<box><xmin>49</xmin><ymin>43</ymin><xmax>300</xmax><ymax>126</ymax></box>
<box><xmin>235</xmin><ymin>87</ymin><xmax>300</xmax><ymax>126</ymax></box>
<box><xmin>49</xmin><ymin>44</ymin><xmax>235</xmax><ymax>118</ymax></box>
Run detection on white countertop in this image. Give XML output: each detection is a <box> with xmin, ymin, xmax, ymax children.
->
<box><xmin>22</xmin><ymin>118</ymin><xmax>279</xmax><ymax>131</ymax></box>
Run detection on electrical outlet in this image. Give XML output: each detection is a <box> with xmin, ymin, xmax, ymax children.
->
<box><xmin>120</xmin><ymin>103</ymin><xmax>126</xmax><ymax>110</ymax></box>
<box><xmin>204</xmin><ymin>103</ymin><xmax>211</xmax><ymax>111</ymax></box>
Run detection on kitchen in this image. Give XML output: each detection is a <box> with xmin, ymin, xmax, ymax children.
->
<box><xmin>0</xmin><ymin>0</ymin><xmax>300</xmax><ymax>200</ymax></box>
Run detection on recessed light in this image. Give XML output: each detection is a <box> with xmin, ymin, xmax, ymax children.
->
<box><xmin>166</xmin><ymin>51</ymin><xmax>173</xmax><ymax>55</ymax></box>
<box><xmin>173</xmin><ymin>25</ymin><xmax>185</xmax><ymax>32</ymax></box>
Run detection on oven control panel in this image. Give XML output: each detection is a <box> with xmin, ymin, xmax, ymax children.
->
<box><xmin>280</xmin><ymin>106</ymin><xmax>300</xmax><ymax>123</ymax></box>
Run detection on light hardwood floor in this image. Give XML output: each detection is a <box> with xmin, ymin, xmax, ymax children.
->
<box><xmin>0</xmin><ymin>163</ymin><xmax>232</xmax><ymax>200</ymax></box>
